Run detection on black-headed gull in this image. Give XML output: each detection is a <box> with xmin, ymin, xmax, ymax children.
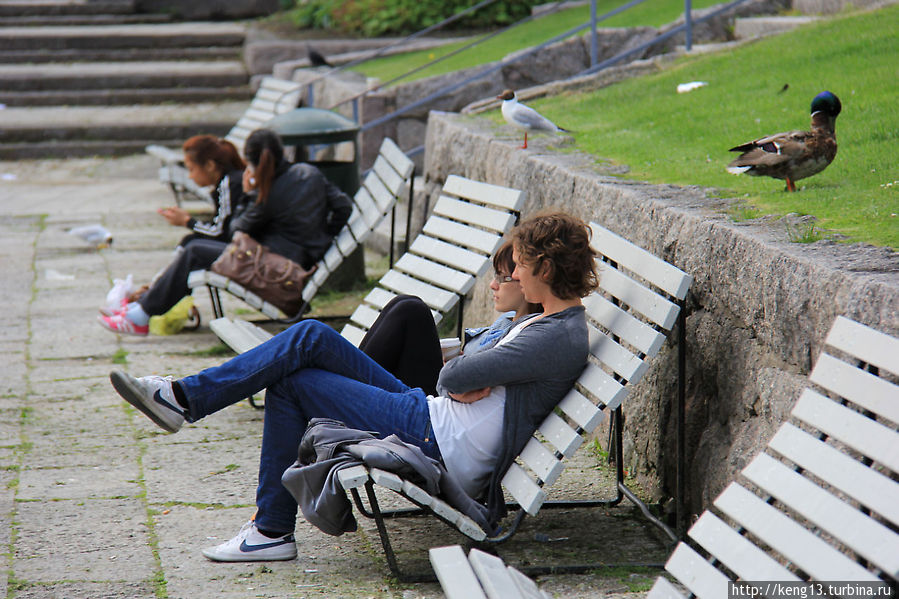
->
<box><xmin>497</xmin><ymin>89</ymin><xmax>570</xmax><ymax>149</ymax></box>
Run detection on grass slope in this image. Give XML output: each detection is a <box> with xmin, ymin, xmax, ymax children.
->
<box><xmin>520</xmin><ymin>4</ymin><xmax>899</xmax><ymax>248</ymax></box>
<box><xmin>354</xmin><ymin>0</ymin><xmax>723</xmax><ymax>85</ymax></box>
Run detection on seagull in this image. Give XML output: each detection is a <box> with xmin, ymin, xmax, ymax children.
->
<box><xmin>497</xmin><ymin>89</ymin><xmax>570</xmax><ymax>149</ymax></box>
<box><xmin>67</xmin><ymin>224</ymin><xmax>113</xmax><ymax>249</ymax></box>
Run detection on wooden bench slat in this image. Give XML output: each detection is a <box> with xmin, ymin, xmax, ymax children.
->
<box><xmin>349</xmin><ymin>303</ymin><xmax>381</xmax><ymax>330</ymax></box>
<box><xmin>235</xmin><ymin>318</ymin><xmax>273</xmax><ymax>344</ymax></box>
<box><xmin>468</xmin><ymin>549</ymin><xmax>523</xmax><ymax>599</ymax></box>
<box><xmin>809</xmin><ymin>352</ymin><xmax>899</xmax><ymax>426</ymax></box>
<box><xmin>590</xmin><ymin>223</ymin><xmax>692</xmax><ymax>300</ymax></box>
<box><xmin>378</xmin><ymin>137</ymin><xmax>414</xmax><ymax>179</ymax></box>
<box><xmin>518</xmin><ymin>438</ymin><xmax>564</xmax><ymax>487</ymax></box>
<box><xmin>347</xmin><ymin>206</ymin><xmax>369</xmax><ymax>241</ymax></box>
<box><xmin>536</xmin><ymin>410</ymin><xmax>584</xmax><ymax>457</ymax></box>
<box><xmin>378</xmin><ymin>270</ymin><xmax>458</xmax><ymax>313</ymax></box>
<box><xmin>336</xmin><ymin>228</ymin><xmax>357</xmax><ymax>256</ymax></box>
<box><xmin>341</xmin><ymin>323</ymin><xmax>367</xmax><ymax>346</ymax></box>
<box><xmin>443</xmin><ymin>174</ymin><xmax>525</xmax><ymax>211</ymax></box>
<box><xmin>372</xmin><ymin>154</ymin><xmax>406</xmax><ymax>198</ymax></box>
<box><xmin>742</xmin><ymin>452</ymin><xmax>899</xmax><ymax>576</ymax></box>
<box><xmin>508</xmin><ymin>564</ymin><xmax>552</xmax><ymax>599</ymax></box>
<box><xmin>363</xmin><ymin>167</ymin><xmax>396</xmax><ymax>214</ymax></box>
<box><xmin>689</xmin><ymin>511</ymin><xmax>800</xmax><ymax>582</ymax></box>
<box><xmin>557</xmin><ymin>386</ymin><xmax>606</xmax><ymax>434</ymax></box>
<box><xmin>429</xmin><ymin>546</ymin><xmax>488</xmax><ymax>599</ymax></box>
<box><xmin>323</xmin><ymin>245</ymin><xmax>342</xmax><ymax>271</ymax></box>
<box><xmin>336</xmin><ymin>464</ymin><xmax>369</xmax><ymax>490</ymax></box>
<box><xmin>588</xmin><ymin>325</ymin><xmax>649</xmax><ymax>384</ymax></box>
<box><xmin>599</xmin><ymin>264</ymin><xmax>680</xmax><ymax>330</ymax></box>
<box><xmin>768</xmin><ymin>423</ymin><xmax>899</xmax><ymax>527</ymax></box>
<box><xmin>370</xmin><ymin>468</ymin><xmax>403</xmax><ymax>492</ymax></box>
<box><xmin>209</xmin><ymin>318</ymin><xmax>259</xmax><ymax>354</ymax></box>
<box><xmin>714</xmin><ymin>483</ymin><xmax>878</xmax><ymax>582</ymax></box>
<box><xmin>501</xmin><ymin>462</ymin><xmax>545</xmax><ymax>516</ymax></box>
<box><xmin>824</xmin><ymin>315</ymin><xmax>899</xmax><ymax>377</ymax></box>
<box><xmin>422</xmin><ymin>216</ymin><xmax>503</xmax><ymax>256</ymax></box>
<box><xmin>583</xmin><ymin>293</ymin><xmax>667</xmax><ymax>357</ymax></box>
<box><xmin>363</xmin><ymin>287</ymin><xmax>397</xmax><ymax>310</ymax></box>
<box><xmin>664</xmin><ymin>542</ymin><xmax>730</xmax><ymax>599</ymax></box>
<box><xmin>433</xmin><ymin>195</ymin><xmax>517</xmax><ymax>234</ymax></box>
<box><xmin>395</xmin><ymin>254</ymin><xmax>474</xmax><ymax>295</ymax></box>
<box><xmin>409</xmin><ymin>235</ymin><xmax>491</xmax><ymax>276</ymax></box>
<box><xmin>575</xmin><ymin>362</ymin><xmax>628</xmax><ymax>410</ymax></box>
<box><xmin>353</xmin><ymin>185</ymin><xmax>382</xmax><ymax>228</ymax></box>
<box><xmin>791</xmin><ymin>388</ymin><xmax>899</xmax><ymax>473</ymax></box>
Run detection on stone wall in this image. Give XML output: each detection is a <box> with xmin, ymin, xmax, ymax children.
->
<box><xmin>135</xmin><ymin>0</ymin><xmax>278</xmax><ymax>19</ymax></box>
<box><xmin>422</xmin><ymin>111</ymin><xmax>899</xmax><ymax>516</ymax></box>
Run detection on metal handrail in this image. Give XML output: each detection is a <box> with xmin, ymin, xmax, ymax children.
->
<box><xmin>325</xmin><ymin>0</ymin><xmax>576</xmax><ymax>110</ymax></box>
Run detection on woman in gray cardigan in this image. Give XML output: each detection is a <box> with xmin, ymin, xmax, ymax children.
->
<box><xmin>109</xmin><ymin>211</ymin><xmax>598</xmax><ymax>562</ymax></box>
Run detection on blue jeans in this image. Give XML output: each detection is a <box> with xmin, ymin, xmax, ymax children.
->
<box><xmin>178</xmin><ymin>320</ymin><xmax>439</xmax><ymax>534</ymax></box>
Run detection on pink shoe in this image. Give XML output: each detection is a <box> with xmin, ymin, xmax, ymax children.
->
<box><xmin>99</xmin><ymin>298</ymin><xmax>129</xmax><ymax>317</ymax></box>
<box><xmin>98</xmin><ymin>313</ymin><xmax>148</xmax><ymax>336</ymax></box>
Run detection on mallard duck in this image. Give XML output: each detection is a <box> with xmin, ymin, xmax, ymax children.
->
<box><xmin>497</xmin><ymin>89</ymin><xmax>570</xmax><ymax>149</ymax></box>
<box><xmin>727</xmin><ymin>90</ymin><xmax>841</xmax><ymax>192</ymax></box>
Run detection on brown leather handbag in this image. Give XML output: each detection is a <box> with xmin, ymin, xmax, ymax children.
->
<box><xmin>210</xmin><ymin>232</ymin><xmax>316</xmax><ymax>317</ymax></box>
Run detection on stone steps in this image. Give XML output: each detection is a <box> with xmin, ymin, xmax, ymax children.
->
<box><xmin>0</xmin><ymin>13</ymin><xmax>173</xmax><ymax>27</ymax></box>
<box><xmin>1</xmin><ymin>86</ymin><xmax>252</xmax><ymax>108</ymax></box>
<box><xmin>0</xmin><ymin>22</ymin><xmax>246</xmax><ymax>51</ymax></box>
<box><xmin>0</xmin><ymin>45</ymin><xmax>240</xmax><ymax>64</ymax></box>
<box><xmin>0</xmin><ymin>0</ymin><xmax>136</xmax><ymax>17</ymax></box>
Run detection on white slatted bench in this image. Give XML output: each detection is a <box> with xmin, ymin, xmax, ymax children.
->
<box><xmin>647</xmin><ymin>315</ymin><xmax>899</xmax><ymax>599</ymax></box>
<box><xmin>340</xmin><ymin>174</ymin><xmax>526</xmax><ymax>347</ymax></box>
<box><xmin>189</xmin><ymin>137</ymin><xmax>415</xmax><ymax>325</ymax></box>
<box><xmin>146</xmin><ymin>77</ymin><xmax>303</xmax><ymax>206</ymax></box>
<box><xmin>430</xmin><ymin>545</ymin><xmax>552</xmax><ymax>599</ymax></box>
<box><xmin>337</xmin><ymin>222</ymin><xmax>693</xmax><ymax>581</ymax></box>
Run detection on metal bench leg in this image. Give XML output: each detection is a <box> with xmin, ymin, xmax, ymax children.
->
<box><xmin>206</xmin><ymin>284</ymin><xmax>224</xmax><ymax>319</ymax></box>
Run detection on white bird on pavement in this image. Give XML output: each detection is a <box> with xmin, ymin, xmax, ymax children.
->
<box><xmin>68</xmin><ymin>224</ymin><xmax>113</xmax><ymax>249</ymax></box>
<box><xmin>497</xmin><ymin>89</ymin><xmax>570</xmax><ymax>149</ymax></box>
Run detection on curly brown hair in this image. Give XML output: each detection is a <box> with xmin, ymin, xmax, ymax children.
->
<box><xmin>511</xmin><ymin>212</ymin><xmax>599</xmax><ymax>300</ymax></box>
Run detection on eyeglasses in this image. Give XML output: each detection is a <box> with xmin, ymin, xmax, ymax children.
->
<box><xmin>492</xmin><ymin>273</ymin><xmax>515</xmax><ymax>285</ymax></box>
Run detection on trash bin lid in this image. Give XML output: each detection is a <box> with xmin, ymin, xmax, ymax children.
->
<box><xmin>266</xmin><ymin>107</ymin><xmax>359</xmax><ymax>145</ymax></box>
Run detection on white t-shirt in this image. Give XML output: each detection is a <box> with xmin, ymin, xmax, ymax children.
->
<box><xmin>428</xmin><ymin>317</ymin><xmax>534</xmax><ymax>497</ymax></box>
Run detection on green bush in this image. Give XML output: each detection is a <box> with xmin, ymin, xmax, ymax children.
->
<box><xmin>284</xmin><ymin>0</ymin><xmax>544</xmax><ymax>37</ymax></box>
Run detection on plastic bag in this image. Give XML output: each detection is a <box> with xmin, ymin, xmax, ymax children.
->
<box><xmin>149</xmin><ymin>296</ymin><xmax>200</xmax><ymax>336</ymax></box>
<box><xmin>105</xmin><ymin>274</ymin><xmax>134</xmax><ymax>312</ymax></box>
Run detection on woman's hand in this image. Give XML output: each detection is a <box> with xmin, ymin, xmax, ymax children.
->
<box><xmin>448</xmin><ymin>387</ymin><xmax>492</xmax><ymax>403</ymax></box>
<box><xmin>242</xmin><ymin>166</ymin><xmax>257</xmax><ymax>193</ymax></box>
<box><xmin>158</xmin><ymin>207</ymin><xmax>190</xmax><ymax>227</ymax></box>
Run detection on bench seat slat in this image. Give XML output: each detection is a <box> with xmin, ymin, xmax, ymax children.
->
<box><xmin>536</xmin><ymin>410</ymin><xmax>584</xmax><ymax>457</ymax></box>
<box><xmin>588</xmin><ymin>325</ymin><xmax>649</xmax><ymax>384</ymax></box>
<box><xmin>590</xmin><ymin>223</ymin><xmax>692</xmax><ymax>300</ymax></box>
<box><xmin>372</xmin><ymin>155</ymin><xmax>406</xmax><ymax>198</ymax></box>
<box><xmin>378</xmin><ymin>137</ymin><xmax>415</xmax><ymax>179</ymax></box>
<box><xmin>768</xmin><ymin>423</ymin><xmax>899</xmax><ymax>527</ymax></box>
<box><xmin>584</xmin><ymin>293</ymin><xmax>666</xmax><ymax>357</ymax></box>
<box><xmin>688</xmin><ymin>511</ymin><xmax>799</xmax><ymax>582</ymax></box>
<box><xmin>429</xmin><ymin>546</ymin><xmax>488</xmax><ymax>599</ymax></box>
<box><xmin>395</xmin><ymin>254</ymin><xmax>474</xmax><ymax>295</ymax></box>
<box><xmin>599</xmin><ymin>264</ymin><xmax>680</xmax><ymax>330</ymax></box>
<box><xmin>341</xmin><ymin>324</ymin><xmax>367</xmax><ymax>346</ymax></box>
<box><xmin>576</xmin><ymin>362</ymin><xmax>628</xmax><ymax>410</ymax></box>
<box><xmin>363</xmin><ymin>168</ymin><xmax>396</xmax><ymax>214</ymax></box>
<box><xmin>409</xmin><ymin>235</ymin><xmax>492</xmax><ymax>276</ymax></box>
<box><xmin>350</xmin><ymin>303</ymin><xmax>382</xmax><ymax>330</ymax></box>
<box><xmin>336</xmin><ymin>464</ymin><xmax>369</xmax><ymax>490</ymax></box>
<box><xmin>443</xmin><ymin>174</ymin><xmax>525</xmax><ymax>212</ymax></box>
<box><xmin>518</xmin><ymin>438</ymin><xmax>564</xmax><ymax>487</ymax></box>
<box><xmin>423</xmin><ymin>216</ymin><xmax>503</xmax><ymax>256</ymax></box>
<box><xmin>742</xmin><ymin>452</ymin><xmax>899</xmax><ymax>576</ymax></box>
<box><xmin>468</xmin><ymin>549</ymin><xmax>521</xmax><ymax>599</ymax></box>
<box><xmin>353</xmin><ymin>186</ymin><xmax>381</xmax><ymax>228</ymax></box>
<box><xmin>824</xmin><ymin>315</ymin><xmax>899</xmax><ymax>377</ymax></box>
<box><xmin>664</xmin><ymin>542</ymin><xmax>729</xmax><ymax>599</ymax></box>
<box><xmin>501</xmin><ymin>462</ymin><xmax>545</xmax><ymax>516</ymax></box>
<box><xmin>379</xmin><ymin>270</ymin><xmax>458</xmax><ymax>313</ymax></box>
<box><xmin>791</xmin><ymin>388</ymin><xmax>899</xmax><ymax>473</ymax></box>
<box><xmin>714</xmin><ymin>483</ymin><xmax>878</xmax><ymax>582</ymax></box>
<box><xmin>809</xmin><ymin>352</ymin><xmax>899</xmax><ymax>426</ymax></box>
<box><xmin>557</xmin><ymin>387</ymin><xmax>605</xmax><ymax>434</ymax></box>
<box><xmin>433</xmin><ymin>196</ymin><xmax>517</xmax><ymax>234</ymax></box>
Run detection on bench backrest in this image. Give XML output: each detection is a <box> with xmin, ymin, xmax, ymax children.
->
<box><xmin>301</xmin><ymin>137</ymin><xmax>415</xmax><ymax>305</ymax></box>
<box><xmin>649</xmin><ymin>316</ymin><xmax>899</xmax><ymax>599</ymax></box>
<box><xmin>340</xmin><ymin>175</ymin><xmax>525</xmax><ymax>346</ymax></box>
<box><xmin>225</xmin><ymin>77</ymin><xmax>303</xmax><ymax>154</ymax></box>
<box><xmin>502</xmin><ymin>222</ymin><xmax>692</xmax><ymax>516</ymax></box>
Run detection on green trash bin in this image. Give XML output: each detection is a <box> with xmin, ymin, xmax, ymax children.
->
<box><xmin>266</xmin><ymin>107</ymin><xmax>364</xmax><ymax>293</ymax></box>
<box><xmin>266</xmin><ymin>107</ymin><xmax>360</xmax><ymax>196</ymax></box>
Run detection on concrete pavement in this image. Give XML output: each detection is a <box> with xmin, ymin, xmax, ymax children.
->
<box><xmin>0</xmin><ymin>154</ymin><xmax>668</xmax><ymax>598</ymax></box>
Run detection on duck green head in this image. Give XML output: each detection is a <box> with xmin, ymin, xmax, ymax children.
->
<box><xmin>811</xmin><ymin>91</ymin><xmax>842</xmax><ymax>118</ymax></box>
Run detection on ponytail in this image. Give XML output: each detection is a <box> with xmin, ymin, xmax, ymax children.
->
<box><xmin>244</xmin><ymin>129</ymin><xmax>285</xmax><ymax>204</ymax></box>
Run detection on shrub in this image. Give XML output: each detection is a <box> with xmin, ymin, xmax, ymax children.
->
<box><xmin>285</xmin><ymin>0</ymin><xmax>544</xmax><ymax>37</ymax></box>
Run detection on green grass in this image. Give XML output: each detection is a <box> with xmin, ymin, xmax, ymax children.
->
<box><xmin>353</xmin><ymin>0</ymin><xmax>723</xmax><ymax>85</ymax></box>
<box><xmin>515</xmin><ymin>5</ymin><xmax>899</xmax><ymax>248</ymax></box>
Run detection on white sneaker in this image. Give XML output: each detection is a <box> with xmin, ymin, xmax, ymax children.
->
<box><xmin>202</xmin><ymin>521</ymin><xmax>297</xmax><ymax>562</ymax></box>
<box><xmin>109</xmin><ymin>370</ymin><xmax>186</xmax><ymax>433</ymax></box>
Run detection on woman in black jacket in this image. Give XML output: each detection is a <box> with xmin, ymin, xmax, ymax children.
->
<box><xmin>98</xmin><ymin>129</ymin><xmax>353</xmax><ymax>336</ymax></box>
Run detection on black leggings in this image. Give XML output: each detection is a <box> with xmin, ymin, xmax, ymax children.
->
<box><xmin>139</xmin><ymin>238</ymin><xmax>226</xmax><ymax>316</ymax></box>
<box><xmin>359</xmin><ymin>295</ymin><xmax>444</xmax><ymax>395</ymax></box>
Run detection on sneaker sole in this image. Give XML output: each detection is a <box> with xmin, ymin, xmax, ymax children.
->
<box><xmin>97</xmin><ymin>315</ymin><xmax>147</xmax><ymax>336</ymax></box>
<box><xmin>201</xmin><ymin>547</ymin><xmax>297</xmax><ymax>562</ymax></box>
<box><xmin>109</xmin><ymin>370</ymin><xmax>180</xmax><ymax>433</ymax></box>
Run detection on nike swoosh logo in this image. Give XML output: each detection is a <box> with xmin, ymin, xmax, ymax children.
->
<box><xmin>153</xmin><ymin>390</ymin><xmax>185</xmax><ymax>416</ymax></box>
<box><xmin>239</xmin><ymin>537</ymin><xmax>294</xmax><ymax>552</ymax></box>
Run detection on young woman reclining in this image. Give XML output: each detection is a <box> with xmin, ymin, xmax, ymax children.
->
<box><xmin>108</xmin><ymin>211</ymin><xmax>598</xmax><ymax>562</ymax></box>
